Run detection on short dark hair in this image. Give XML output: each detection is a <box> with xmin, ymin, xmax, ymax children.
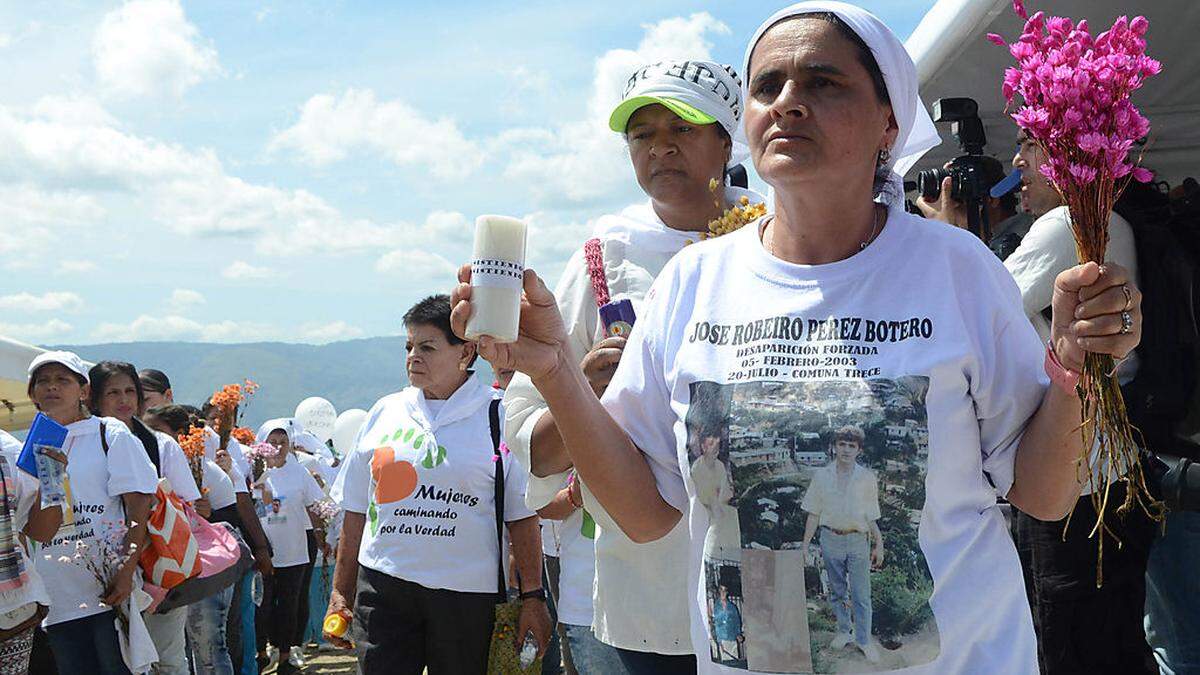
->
<box><xmin>403</xmin><ymin>294</ymin><xmax>465</xmax><ymax>346</ymax></box>
<box><xmin>138</xmin><ymin>368</ymin><xmax>171</xmax><ymax>394</ymax></box>
<box><xmin>145</xmin><ymin>404</ymin><xmax>200</xmax><ymax>436</ymax></box>
<box><xmin>88</xmin><ymin>361</ymin><xmax>145</xmax><ymax>414</ymax></box>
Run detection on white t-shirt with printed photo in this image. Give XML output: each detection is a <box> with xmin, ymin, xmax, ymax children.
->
<box><xmin>34</xmin><ymin>417</ymin><xmax>158</xmax><ymax>627</ymax></box>
<box><xmin>259</xmin><ymin>455</ymin><xmax>324</xmax><ymax>568</ymax></box>
<box><xmin>332</xmin><ymin>377</ymin><xmax>534</xmax><ymax>595</ymax></box>
<box><xmin>602</xmin><ymin>206</ymin><xmax>1047</xmax><ymax>674</ymax></box>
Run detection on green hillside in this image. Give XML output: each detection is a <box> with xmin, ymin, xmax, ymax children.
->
<box><xmin>57</xmin><ymin>337</ymin><xmax>495</xmax><ymax>429</ymax></box>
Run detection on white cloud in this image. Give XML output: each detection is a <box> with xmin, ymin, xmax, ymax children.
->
<box><xmin>0</xmin><ymin>319</ymin><xmax>74</xmax><ymax>343</ymax></box>
<box><xmin>255</xmin><ymin>7</ymin><xmax>273</xmax><ymax>22</ymax></box>
<box><xmin>93</xmin><ymin>0</ymin><xmax>221</xmax><ymax>99</ymax></box>
<box><xmin>59</xmin><ymin>260</ymin><xmax>99</xmax><ymax>274</ymax></box>
<box><xmin>300</xmin><ymin>321</ymin><xmax>363</xmax><ymax>343</ymax></box>
<box><xmin>167</xmin><ymin>288</ymin><xmax>205</xmax><ymax>312</ymax></box>
<box><xmin>499</xmin><ymin>13</ymin><xmax>730</xmax><ymax>208</ymax></box>
<box><xmin>0</xmin><ymin>97</ymin><xmax>401</xmax><ymax>255</ymax></box>
<box><xmin>91</xmin><ymin>314</ymin><xmax>277</xmax><ymax>343</ymax></box>
<box><xmin>0</xmin><ymin>34</ymin><xmax>10</xmax><ymax>49</ymax></box>
<box><xmin>375</xmin><ymin>248</ymin><xmax>459</xmax><ymax>281</ymax></box>
<box><xmin>269</xmin><ymin>88</ymin><xmax>483</xmax><ymax>180</ymax></box>
<box><xmin>0</xmin><ymin>183</ymin><xmax>106</xmax><ymax>257</ymax></box>
<box><xmin>221</xmin><ymin>261</ymin><xmax>273</xmax><ymax>280</ymax></box>
<box><xmin>0</xmin><ymin>292</ymin><xmax>85</xmax><ymax>313</ymax></box>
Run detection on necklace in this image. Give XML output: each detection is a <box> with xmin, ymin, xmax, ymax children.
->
<box><xmin>762</xmin><ymin>205</ymin><xmax>886</xmax><ymax>258</ymax></box>
<box><xmin>860</xmin><ymin>205</ymin><xmax>884</xmax><ymax>250</ymax></box>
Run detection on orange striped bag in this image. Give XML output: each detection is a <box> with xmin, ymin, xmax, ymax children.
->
<box><xmin>140</xmin><ymin>478</ymin><xmax>202</xmax><ymax>589</ymax></box>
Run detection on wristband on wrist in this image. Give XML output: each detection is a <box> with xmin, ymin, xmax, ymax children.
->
<box><xmin>518</xmin><ymin>588</ymin><xmax>546</xmax><ymax>602</ymax></box>
<box><xmin>566</xmin><ymin>473</ymin><xmax>583</xmax><ymax>509</ymax></box>
<box><xmin>1044</xmin><ymin>341</ymin><xmax>1081</xmax><ymax>395</ymax></box>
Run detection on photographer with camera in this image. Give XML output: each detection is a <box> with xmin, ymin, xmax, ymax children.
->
<box><xmin>912</xmin><ymin>97</ymin><xmax>1032</xmax><ymax>259</ymax></box>
<box><xmin>915</xmin><ymin>157</ymin><xmax>1031</xmax><ymax>259</ymax></box>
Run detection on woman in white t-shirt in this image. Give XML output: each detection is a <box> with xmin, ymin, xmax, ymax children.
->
<box><xmin>327</xmin><ymin>295</ymin><xmax>551</xmax><ymax>674</ymax></box>
<box><xmin>503</xmin><ymin>57</ymin><xmax>765</xmax><ymax>674</ymax></box>
<box><xmin>27</xmin><ymin>351</ymin><xmax>158</xmax><ymax>674</ymax></box>
<box><xmin>0</xmin><ymin>429</ymin><xmax>62</xmax><ymax>675</ymax></box>
<box><xmin>143</xmin><ymin>403</ymin><xmax>253</xmax><ymax>675</ymax></box>
<box><xmin>452</xmin><ymin>3</ymin><xmax>1146</xmax><ymax>674</ymax></box>
<box><xmin>88</xmin><ymin>361</ymin><xmax>202</xmax><ymax>675</ymax></box>
<box><xmin>254</xmin><ymin>419</ymin><xmax>323</xmax><ymax>675</ymax></box>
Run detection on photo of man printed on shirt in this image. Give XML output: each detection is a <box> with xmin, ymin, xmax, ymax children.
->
<box><xmin>686</xmin><ymin>377</ymin><xmax>940</xmax><ymax>673</ymax></box>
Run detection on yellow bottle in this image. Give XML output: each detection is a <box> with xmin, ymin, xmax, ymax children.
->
<box><xmin>323</xmin><ymin>611</ymin><xmax>351</xmax><ymax>639</ymax></box>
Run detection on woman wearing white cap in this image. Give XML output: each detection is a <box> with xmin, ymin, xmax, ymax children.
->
<box><xmin>454</xmin><ymin>3</ymin><xmax>1145</xmax><ymax>673</ymax></box>
<box><xmin>26</xmin><ymin>351</ymin><xmax>158</xmax><ymax>674</ymax></box>
<box><xmin>254</xmin><ymin>419</ymin><xmax>324</xmax><ymax>675</ymax></box>
<box><xmin>503</xmin><ymin>58</ymin><xmax>765</xmax><ymax>674</ymax></box>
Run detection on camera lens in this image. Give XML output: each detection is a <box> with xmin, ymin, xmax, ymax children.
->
<box><xmin>918</xmin><ymin>169</ymin><xmax>949</xmax><ymax>201</ymax></box>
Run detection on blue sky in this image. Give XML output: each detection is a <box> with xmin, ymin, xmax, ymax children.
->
<box><xmin>0</xmin><ymin>1</ymin><xmax>935</xmax><ymax>345</ymax></box>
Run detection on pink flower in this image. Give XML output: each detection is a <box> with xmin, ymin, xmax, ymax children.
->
<box><xmin>1130</xmin><ymin>16</ymin><xmax>1149</xmax><ymax>36</ymax></box>
<box><xmin>1013</xmin><ymin>0</ymin><xmax>1028</xmax><ymax>20</ymax></box>
<box><xmin>1076</xmin><ymin>132</ymin><xmax>1108</xmax><ymax>153</ymax></box>
<box><xmin>987</xmin><ymin>33</ymin><xmax>1007</xmax><ymax>47</ymax></box>
<box><xmin>1068</xmin><ymin>164</ymin><xmax>1098</xmax><ymax>183</ymax></box>
<box><xmin>1131</xmin><ymin>166</ymin><xmax>1154</xmax><ymax>182</ymax></box>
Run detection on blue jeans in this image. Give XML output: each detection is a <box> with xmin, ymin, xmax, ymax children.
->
<box><xmin>819</xmin><ymin>529</ymin><xmax>872</xmax><ymax>647</ymax></box>
<box><xmin>236</xmin><ymin>569</ymin><xmax>258</xmax><ymax>672</ymax></box>
<box><xmin>188</xmin><ymin>585</ymin><xmax>235</xmax><ymax>675</ymax></box>
<box><xmin>1145</xmin><ymin>511</ymin><xmax>1200</xmax><ymax>675</ymax></box>
<box><xmin>563</xmin><ymin>624</ymin><xmax>626</xmax><ymax>674</ymax></box>
<box><xmin>44</xmin><ymin>611</ymin><xmax>131</xmax><ymax>675</ymax></box>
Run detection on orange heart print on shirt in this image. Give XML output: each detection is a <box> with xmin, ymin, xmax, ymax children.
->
<box><xmin>370</xmin><ymin>446</ymin><xmax>418</xmax><ymax>503</ymax></box>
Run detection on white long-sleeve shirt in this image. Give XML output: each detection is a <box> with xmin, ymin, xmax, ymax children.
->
<box><xmin>504</xmin><ymin>188</ymin><xmax>764</xmax><ymax>654</ymax></box>
<box><xmin>1003</xmin><ymin>205</ymin><xmax>1139</xmax><ymax>493</ymax></box>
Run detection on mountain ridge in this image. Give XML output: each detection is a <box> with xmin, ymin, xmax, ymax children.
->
<box><xmin>54</xmin><ymin>336</ymin><xmax>495</xmax><ymax>430</ymax></box>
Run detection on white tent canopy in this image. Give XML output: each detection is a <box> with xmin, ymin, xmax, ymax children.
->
<box><xmin>0</xmin><ymin>335</ymin><xmax>45</xmax><ymax>432</ymax></box>
<box><xmin>906</xmin><ymin>0</ymin><xmax>1200</xmax><ymax>186</ymax></box>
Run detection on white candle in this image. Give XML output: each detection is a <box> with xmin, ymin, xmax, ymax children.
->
<box><xmin>466</xmin><ymin>215</ymin><xmax>527</xmax><ymax>344</ymax></box>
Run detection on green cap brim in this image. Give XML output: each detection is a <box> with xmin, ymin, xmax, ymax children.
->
<box><xmin>608</xmin><ymin>96</ymin><xmax>718</xmax><ymax>133</ymax></box>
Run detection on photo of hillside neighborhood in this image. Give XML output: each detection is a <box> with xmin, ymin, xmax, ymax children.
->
<box><xmin>687</xmin><ymin>376</ymin><xmax>940</xmax><ymax>673</ymax></box>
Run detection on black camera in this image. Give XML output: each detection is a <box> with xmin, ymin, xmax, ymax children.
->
<box><xmin>911</xmin><ymin>97</ymin><xmax>1003</xmax><ymax>241</ymax></box>
<box><xmin>916</xmin><ymin>98</ymin><xmax>993</xmax><ymax>203</ymax></box>
<box><xmin>1146</xmin><ymin>452</ymin><xmax>1200</xmax><ymax>512</ymax></box>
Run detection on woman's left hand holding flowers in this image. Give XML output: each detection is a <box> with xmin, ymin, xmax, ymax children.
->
<box><xmin>1050</xmin><ymin>262</ymin><xmax>1142</xmax><ymax>374</ymax></box>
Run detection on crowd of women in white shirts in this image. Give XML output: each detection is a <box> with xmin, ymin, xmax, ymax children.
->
<box><xmin>0</xmin><ymin>353</ymin><xmax>344</xmax><ymax>675</ymax></box>
<box><xmin>3</xmin><ymin>2</ymin><xmax>1188</xmax><ymax>675</ymax></box>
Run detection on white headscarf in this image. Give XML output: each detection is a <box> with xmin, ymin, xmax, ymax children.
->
<box><xmin>741</xmin><ymin>1</ymin><xmax>940</xmax><ymax>204</ymax></box>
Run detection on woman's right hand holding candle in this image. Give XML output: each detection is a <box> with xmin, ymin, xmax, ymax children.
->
<box><xmin>450</xmin><ymin>264</ymin><xmax>570</xmax><ymax>385</ymax></box>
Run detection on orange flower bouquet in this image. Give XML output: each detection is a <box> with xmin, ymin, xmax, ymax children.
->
<box><xmin>178</xmin><ymin>424</ymin><xmax>208</xmax><ymax>492</ymax></box>
<box><xmin>209</xmin><ymin>379</ymin><xmax>259</xmax><ymax>455</ymax></box>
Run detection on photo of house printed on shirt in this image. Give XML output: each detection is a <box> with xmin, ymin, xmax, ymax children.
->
<box><xmin>687</xmin><ymin>376</ymin><xmax>940</xmax><ymax>673</ymax></box>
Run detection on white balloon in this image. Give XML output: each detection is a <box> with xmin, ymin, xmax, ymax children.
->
<box><xmin>333</xmin><ymin>409</ymin><xmax>368</xmax><ymax>457</ymax></box>
<box><xmin>295</xmin><ymin>397</ymin><xmax>337</xmax><ymax>443</ymax></box>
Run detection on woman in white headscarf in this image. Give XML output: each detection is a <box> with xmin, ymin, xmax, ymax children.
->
<box><xmin>453</xmin><ymin>3</ymin><xmax>1144</xmax><ymax>673</ymax></box>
